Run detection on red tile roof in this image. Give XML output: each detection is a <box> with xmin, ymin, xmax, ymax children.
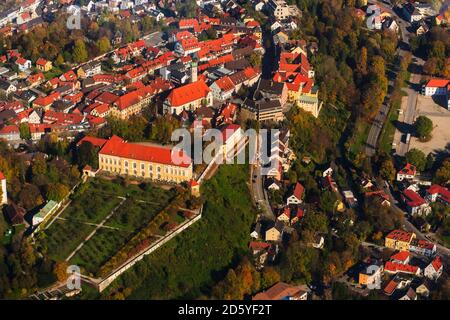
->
<box><xmin>398</xmin><ymin>163</ymin><xmax>417</xmax><ymax>176</ymax></box>
<box><xmin>214</xmin><ymin>76</ymin><xmax>235</xmax><ymax>92</ymax></box>
<box><xmin>249</xmin><ymin>241</ymin><xmax>271</xmax><ymax>251</ymax></box>
<box><xmin>0</xmin><ymin>125</ymin><xmax>19</xmax><ymax>134</ymax></box>
<box><xmin>221</xmin><ymin>124</ymin><xmax>241</xmax><ymax>142</ymax></box>
<box><xmin>430</xmin><ymin>256</ymin><xmax>442</xmax><ymax>272</ymax></box>
<box><xmin>402</xmin><ymin>189</ymin><xmax>426</xmax><ymax>207</ymax></box>
<box><xmin>425</xmin><ymin>78</ymin><xmax>449</xmax><ymax>88</ymax></box>
<box><xmin>384</xmin><ymin>279</ymin><xmax>398</xmax><ymax>296</ymax></box>
<box><xmin>114</xmin><ymin>86</ymin><xmax>155</xmax><ymax>110</ymax></box>
<box><xmin>179</xmin><ymin>18</ymin><xmax>199</xmax><ymax>29</ymax></box>
<box><xmin>36</xmin><ymin>58</ymin><xmax>49</xmax><ymax>66</ymax></box>
<box><xmin>386</xmin><ymin>230</ymin><xmax>414</xmax><ymax>242</ymax></box>
<box><xmin>384</xmin><ymin>261</ymin><xmax>419</xmax><ymax>275</ymax></box>
<box><xmin>166</xmin><ymin>80</ymin><xmax>210</xmax><ymax>107</ymax></box>
<box><xmin>99</xmin><ymin>135</ymin><xmax>192</xmax><ymax>168</ymax></box>
<box><xmin>77</xmin><ymin>136</ymin><xmax>108</xmax><ymax>148</ymax></box>
<box><xmin>293</xmin><ymin>182</ymin><xmax>304</xmax><ymax>200</ymax></box>
<box><xmin>33</xmin><ymin>92</ymin><xmax>60</xmax><ymax>107</ymax></box>
<box><xmin>391</xmin><ymin>251</ymin><xmax>409</xmax><ymax>262</ymax></box>
<box><xmin>427</xmin><ymin>184</ymin><xmax>450</xmax><ymax>203</ymax></box>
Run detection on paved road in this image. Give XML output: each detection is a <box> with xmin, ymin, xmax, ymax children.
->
<box><xmin>365</xmin><ymin>1</ymin><xmax>420</xmax><ymax>156</ymax></box>
<box><xmin>250</xmin><ymin>134</ymin><xmax>275</xmax><ymax>221</ymax></box>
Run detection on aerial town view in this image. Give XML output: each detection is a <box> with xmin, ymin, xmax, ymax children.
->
<box><xmin>0</xmin><ymin>0</ymin><xmax>449</xmax><ymax>309</ymax></box>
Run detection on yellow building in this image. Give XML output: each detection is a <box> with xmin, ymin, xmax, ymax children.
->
<box><xmin>111</xmin><ymin>86</ymin><xmax>154</xmax><ymax>119</ymax></box>
<box><xmin>385</xmin><ymin>230</ymin><xmax>416</xmax><ymax>251</ymax></box>
<box><xmin>36</xmin><ymin>58</ymin><xmax>52</xmax><ymax>72</ymax></box>
<box><xmin>95</xmin><ymin>135</ymin><xmax>193</xmax><ymax>184</ymax></box>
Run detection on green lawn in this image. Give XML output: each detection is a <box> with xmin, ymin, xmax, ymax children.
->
<box><xmin>70</xmin><ymin>228</ymin><xmax>130</xmax><ymax>275</ymax></box>
<box><xmin>41</xmin><ymin>178</ymin><xmax>177</xmax><ymax>268</ymax></box>
<box><xmin>43</xmin><ymin>219</ymin><xmax>96</xmax><ymax>261</ymax></box>
<box><xmin>379</xmin><ymin>100</ymin><xmax>401</xmax><ymax>154</ymax></box>
<box><xmin>70</xmin><ymin>197</ymin><xmax>174</xmax><ymax>275</ymax></box>
<box><xmin>100</xmin><ymin>164</ymin><xmax>256</xmax><ymax>299</ymax></box>
<box><xmin>347</xmin><ymin>120</ymin><xmax>370</xmax><ymax>162</ymax></box>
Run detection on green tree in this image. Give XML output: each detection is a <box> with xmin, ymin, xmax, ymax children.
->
<box><xmin>405</xmin><ymin>148</ymin><xmax>427</xmax><ymax>172</ymax></box>
<box><xmin>379</xmin><ymin>158</ymin><xmax>396</xmax><ymax>182</ymax></box>
<box><xmin>46</xmin><ymin>183</ymin><xmax>70</xmax><ymax>202</ymax></box>
<box><xmin>19</xmin><ymin>123</ymin><xmax>31</xmax><ymax>140</ymax></box>
<box><xmin>415</xmin><ymin>116</ymin><xmax>433</xmax><ymax>140</ymax></box>
<box><xmin>97</xmin><ymin>37</ymin><xmax>111</xmax><ymax>54</ymax></box>
<box><xmin>435</xmin><ymin>159</ymin><xmax>450</xmax><ymax>184</ymax></box>
<box><xmin>72</xmin><ymin>39</ymin><xmax>88</xmax><ymax>63</ymax></box>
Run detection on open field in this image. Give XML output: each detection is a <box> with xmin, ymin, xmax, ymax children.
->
<box><xmin>40</xmin><ymin>178</ymin><xmax>178</xmax><ymax>273</ymax></box>
<box><xmin>409</xmin><ymin>95</ymin><xmax>450</xmax><ymax>155</ymax></box>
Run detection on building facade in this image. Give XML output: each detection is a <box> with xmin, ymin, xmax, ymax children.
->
<box><xmin>97</xmin><ymin>135</ymin><xmax>193</xmax><ymax>184</ymax></box>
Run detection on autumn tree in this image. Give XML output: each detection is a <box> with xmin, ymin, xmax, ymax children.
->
<box><xmin>53</xmin><ymin>261</ymin><xmax>70</xmax><ymax>283</ymax></box>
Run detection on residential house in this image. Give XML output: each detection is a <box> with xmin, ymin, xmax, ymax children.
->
<box><xmin>396</xmin><ymin>163</ymin><xmax>417</xmax><ymax>181</ymax></box>
<box><xmin>409</xmin><ymin>239</ymin><xmax>436</xmax><ymax>257</ymax></box>
<box><xmin>403</xmin><ymin>3</ymin><xmax>423</xmax><ymax>23</ymax></box>
<box><xmin>342</xmin><ymin>190</ymin><xmax>357</xmax><ymax>208</ymax></box>
<box><xmin>77</xmin><ymin>61</ymin><xmax>102</xmax><ymax>79</ymax></box>
<box><xmin>0</xmin><ymin>80</ymin><xmax>17</xmax><ymax>95</ymax></box>
<box><xmin>210</xmin><ymin>76</ymin><xmax>235</xmax><ymax>101</ymax></box>
<box><xmin>424</xmin><ymin>256</ymin><xmax>443</xmax><ymax>281</ymax></box>
<box><xmin>16</xmin><ymin>57</ymin><xmax>32</xmax><ymax>72</ymax></box>
<box><xmin>0</xmin><ymin>125</ymin><xmax>20</xmax><ymax>141</ymax></box>
<box><xmin>385</xmin><ymin>230</ymin><xmax>416</xmax><ymax>251</ymax></box>
<box><xmin>359</xmin><ymin>261</ymin><xmax>383</xmax><ymax>289</ymax></box>
<box><xmin>425</xmin><ymin>184</ymin><xmax>450</xmax><ymax>205</ymax></box>
<box><xmin>384</xmin><ymin>261</ymin><xmax>421</xmax><ymax>276</ymax></box>
<box><xmin>391</xmin><ymin>251</ymin><xmax>410</xmax><ymax>265</ymax></box>
<box><xmin>265</xmin><ymin>221</ymin><xmax>284</xmax><ymax>242</ymax></box>
<box><xmin>401</xmin><ymin>189</ymin><xmax>431</xmax><ymax>216</ymax></box>
<box><xmin>286</xmin><ymin>182</ymin><xmax>304</xmax><ymax>205</ymax></box>
<box><xmin>36</xmin><ymin>58</ymin><xmax>52</xmax><ymax>72</ymax></box>
<box><xmin>399</xmin><ymin>288</ymin><xmax>418</xmax><ymax>300</ymax></box>
<box><xmin>252</xmin><ymin>282</ymin><xmax>309</xmax><ymax>300</ymax></box>
<box><xmin>111</xmin><ymin>86</ymin><xmax>155</xmax><ymax>119</ymax></box>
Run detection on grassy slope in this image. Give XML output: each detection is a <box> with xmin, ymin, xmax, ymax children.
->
<box><xmin>113</xmin><ymin>164</ymin><xmax>256</xmax><ymax>299</ymax></box>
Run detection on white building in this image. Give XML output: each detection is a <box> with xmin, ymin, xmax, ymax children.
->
<box><xmin>424</xmin><ymin>256</ymin><xmax>443</xmax><ymax>281</ymax></box>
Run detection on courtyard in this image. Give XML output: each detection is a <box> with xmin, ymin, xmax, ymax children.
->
<box><xmin>409</xmin><ymin>95</ymin><xmax>450</xmax><ymax>156</ymax></box>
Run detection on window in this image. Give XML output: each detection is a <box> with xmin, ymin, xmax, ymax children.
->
<box><xmin>125</xmin><ymin>161</ymin><xmax>128</xmax><ymax>167</ymax></box>
<box><xmin>157</xmin><ymin>166</ymin><xmax>161</xmax><ymax>173</ymax></box>
<box><xmin>149</xmin><ymin>165</ymin><xmax>153</xmax><ymax>171</ymax></box>
<box><xmin>141</xmin><ymin>171</ymin><xmax>145</xmax><ymax>177</ymax></box>
<box><xmin>133</xmin><ymin>162</ymin><xmax>137</xmax><ymax>169</ymax></box>
<box><xmin>141</xmin><ymin>163</ymin><xmax>145</xmax><ymax>170</ymax></box>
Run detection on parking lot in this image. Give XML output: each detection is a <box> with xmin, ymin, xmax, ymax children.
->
<box><xmin>409</xmin><ymin>95</ymin><xmax>450</xmax><ymax>155</ymax></box>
